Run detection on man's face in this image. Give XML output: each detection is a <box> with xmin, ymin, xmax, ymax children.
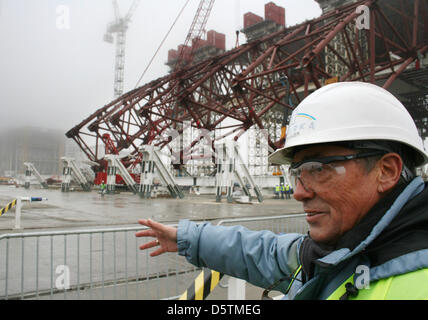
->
<box><xmin>292</xmin><ymin>144</ymin><xmax>381</xmax><ymax>245</ymax></box>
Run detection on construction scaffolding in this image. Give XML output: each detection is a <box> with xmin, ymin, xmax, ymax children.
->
<box><xmin>66</xmin><ymin>0</ymin><xmax>428</xmax><ymax>179</ymax></box>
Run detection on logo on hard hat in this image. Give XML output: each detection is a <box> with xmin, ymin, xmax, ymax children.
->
<box><xmin>296</xmin><ymin>113</ymin><xmax>317</xmax><ymax>121</ymax></box>
<box><xmin>287</xmin><ymin>112</ymin><xmax>317</xmax><ymax>139</ymax></box>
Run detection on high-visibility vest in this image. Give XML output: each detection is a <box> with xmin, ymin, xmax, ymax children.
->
<box><xmin>327</xmin><ymin>268</ymin><xmax>428</xmax><ymax>300</ymax></box>
<box><xmin>275</xmin><ymin>186</ymin><xmax>280</xmax><ymax>192</ymax></box>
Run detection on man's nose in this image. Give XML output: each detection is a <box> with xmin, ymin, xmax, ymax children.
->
<box><xmin>293</xmin><ymin>178</ymin><xmax>315</xmax><ymax>201</ymax></box>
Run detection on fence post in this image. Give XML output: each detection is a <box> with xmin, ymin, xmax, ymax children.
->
<box><xmin>13</xmin><ymin>197</ymin><xmax>47</xmax><ymax>230</ymax></box>
<box><xmin>0</xmin><ymin>199</ymin><xmax>17</xmax><ymax>217</ymax></box>
<box><xmin>227</xmin><ymin>277</ymin><xmax>246</xmax><ymax>300</ymax></box>
<box><xmin>179</xmin><ymin>268</ymin><xmax>224</xmax><ymax>300</ymax></box>
<box><xmin>14</xmin><ymin>198</ymin><xmax>23</xmax><ymax>230</ymax></box>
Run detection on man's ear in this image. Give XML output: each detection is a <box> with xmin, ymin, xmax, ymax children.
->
<box><xmin>376</xmin><ymin>153</ymin><xmax>403</xmax><ymax>193</ymax></box>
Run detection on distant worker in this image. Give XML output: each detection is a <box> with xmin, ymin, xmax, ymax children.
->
<box><xmin>280</xmin><ymin>182</ymin><xmax>285</xmax><ymax>199</ymax></box>
<box><xmin>285</xmin><ymin>184</ymin><xmax>291</xmax><ymax>199</ymax></box>
<box><xmin>136</xmin><ymin>82</ymin><xmax>428</xmax><ymax>299</ymax></box>
<box><xmin>100</xmin><ymin>181</ymin><xmax>106</xmax><ymax>195</ymax></box>
<box><xmin>274</xmin><ymin>185</ymin><xmax>280</xmax><ymax>199</ymax></box>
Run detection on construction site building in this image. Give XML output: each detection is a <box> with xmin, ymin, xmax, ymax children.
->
<box><xmin>0</xmin><ymin>127</ymin><xmax>65</xmax><ymax>177</ymax></box>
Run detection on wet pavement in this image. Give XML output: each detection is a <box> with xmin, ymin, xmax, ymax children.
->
<box><xmin>0</xmin><ymin>185</ymin><xmax>304</xmax><ymax>233</ymax></box>
<box><xmin>0</xmin><ymin>185</ymin><xmax>306</xmax><ymax>300</ymax></box>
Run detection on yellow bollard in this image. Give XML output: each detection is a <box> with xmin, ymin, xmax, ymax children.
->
<box><xmin>0</xmin><ymin>199</ymin><xmax>17</xmax><ymax>217</ymax></box>
<box><xmin>180</xmin><ymin>268</ymin><xmax>224</xmax><ymax>300</ymax></box>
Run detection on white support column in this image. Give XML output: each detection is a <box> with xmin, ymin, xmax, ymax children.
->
<box><xmin>61</xmin><ymin>157</ymin><xmax>92</xmax><ymax>192</ymax></box>
<box><xmin>225</xmin><ymin>153</ymin><xmax>235</xmax><ymax>203</ymax></box>
<box><xmin>104</xmin><ymin>154</ymin><xmax>139</xmax><ymax>194</ymax></box>
<box><xmin>215</xmin><ymin>161</ymin><xmax>223</xmax><ymax>202</ymax></box>
<box><xmin>113</xmin><ymin>156</ymin><xmax>139</xmax><ymax>194</ymax></box>
<box><xmin>139</xmin><ymin>153</ymin><xmax>155</xmax><ymax>198</ymax></box>
<box><xmin>227</xmin><ymin>277</ymin><xmax>246</xmax><ymax>300</ymax></box>
<box><xmin>233</xmin><ymin>144</ymin><xmax>264</xmax><ymax>203</ymax></box>
<box><xmin>215</xmin><ymin>143</ymin><xmax>225</xmax><ymax>202</ymax></box>
<box><xmin>139</xmin><ymin>145</ymin><xmax>184</xmax><ymax>199</ymax></box>
<box><xmin>14</xmin><ymin>197</ymin><xmax>22</xmax><ymax>230</ymax></box>
<box><xmin>215</xmin><ymin>141</ymin><xmax>263</xmax><ymax>203</ymax></box>
<box><xmin>139</xmin><ymin>145</ymin><xmax>156</xmax><ymax>198</ymax></box>
<box><xmin>215</xmin><ymin>142</ymin><xmax>235</xmax><ymax>203</ymax></box>
<box><xmin>152</xmin><ymin>148</ymin><xmax>184</xmax><ymax>199</ymax></box>
<box><xmin>61</xmin><ymin>166</ymin><xmax>72</xmax><ymax>192</ymax></box>
<box><xmin>139</xmin><ymin>146</ymin><xmax>154</xmax><ymax>198</ymax></box>
<box><xmin>24</xmin><ymin>168</ymin><xmax>31</xmax><ymax>189</ymax></box>
<box><xmin>106</xmin><ymin>161</ymin><xmax>117</xmax><ymax>194</ymax></box>
<box><xmin>24</xmin><ymin>163</ymin><xmax>49</xmax><ymax>189</ymax></box>
<box><xmin>14</xmin><ymin>197</ymin><xmax>47</xmax><ymax>230</ymax></box>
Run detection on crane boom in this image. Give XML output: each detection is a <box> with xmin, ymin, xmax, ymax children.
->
<box><xmin>175</xmin><ymin>0</ymin><xmax>216</xmax><ymax>70</ymax></box>
<box><xmin>125</xmin><ymin>0</ymin><xmax>141</xmax><ymax>21</ymax></box>
<box><xmin>113</xmin><ymin>0</ymin><xmax>120</xmax><ymax>21</ymax></box>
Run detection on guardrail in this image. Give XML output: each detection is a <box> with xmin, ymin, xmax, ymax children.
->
<box><xmin>217</xmin><ymin>214</ymin><xmax>308</xmax><ymax>234</ymax></box>
<box><xmin>0</xmin><ymin>197</ymin><xmax>48</xmax><ymax>230</ymax></box>
<box><xmin>0</xmin><ymin>199</ymin><xmax>17</xmax><ymax>217</ymax></box>
<box><xmin>0</xmin><ymin>225</ymin><xmax>201</xmax><ymax>300</ymax></box>
<box><xmin>0</xmin><ymin>214</ymin><xmax>307</xmax><ymax>300</ymax></box>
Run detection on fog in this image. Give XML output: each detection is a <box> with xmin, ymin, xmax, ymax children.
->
<box><xmin>0</xmin><ymin>0</ymin><xmax>322</xmax><ymax>133</ymax></box>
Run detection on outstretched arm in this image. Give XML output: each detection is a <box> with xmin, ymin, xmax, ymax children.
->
<box><xmin>136</xmin><ymin>219</ymin><xmax>303</xmax><ymax>293</ymax></box>
<box><xmin>135</xmin><ymin>219</ymin><xmax>178</xmax><ymax>257</ymax></box>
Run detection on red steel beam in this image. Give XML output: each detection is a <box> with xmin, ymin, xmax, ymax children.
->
<box><xmin>66</xmin><ymin>0</ymin><xmax>428</xmax><ymax>170</ymax></box>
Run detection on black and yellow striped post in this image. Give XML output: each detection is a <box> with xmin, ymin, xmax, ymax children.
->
<box><xmin>0</xmin><ymin>199</ymin><xmax>17</xmax><ymax>217</ymax></box>
<box><xmin>180</xmin><ymin>268</ymin><xmax>224</xmax><ymax>300</ymax></box>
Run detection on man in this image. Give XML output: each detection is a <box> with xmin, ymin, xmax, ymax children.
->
<box><xmin>274</xmin><ymin>184</ymin><xmax>280</xmax><ymax>199</ymax></box>
<box><xmin>136</xmin><ymin>82</ymin><xmax>428</xmax><ymax>299</ymax></box>
<box><xmin>285</xmin><ymin>183</ymin><xmax>291</xmax><ymax>199</ymax></box>
<box><xmin>100</xmin><ymin>180</ymin><xmax>106</xmax><ymax>195</ymax></box>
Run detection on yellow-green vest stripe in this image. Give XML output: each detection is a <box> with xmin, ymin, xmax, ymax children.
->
<box><xmin>328</xmin><ymin>268</ymin><xmax>428</xmax><ymax>300</ymax></box>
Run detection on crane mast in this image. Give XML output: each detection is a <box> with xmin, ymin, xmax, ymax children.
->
<box><xmin>104</xmin><ymin>0</ymin><xmax>141</xmax><ymax>98</ymax></box>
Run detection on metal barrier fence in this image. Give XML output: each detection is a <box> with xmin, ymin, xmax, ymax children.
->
<box><xmin>217</xmin><ymin>214</ymin><xmax>308</xmax><ymax>234</ymax></box>
<box><xmin>0</xmin><ymin>214</ymin><xmax>307</xmax><ymax>300</ymax></box>
<box><xmin>0</xmin><ymin>226</ymin><xmax>202</xmax><ymax>300</ymax></box>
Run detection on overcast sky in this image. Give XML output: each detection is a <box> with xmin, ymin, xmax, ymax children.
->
<box><xmin>0</xmin><ymin>0</ymin><xmax>322</xmax><ymax>133</ymax></box>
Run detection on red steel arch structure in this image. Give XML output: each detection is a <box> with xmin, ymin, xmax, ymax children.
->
<box><xmin>66</xmin><ymin>0</ymin><xmax>428</xmax><ymax>172</ymax></box>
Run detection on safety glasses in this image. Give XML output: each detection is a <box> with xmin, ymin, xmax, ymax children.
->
<box><xmin>288</xmin><ymin>151</ymin><xmax>386</xmax><ymax>191</ymax></box>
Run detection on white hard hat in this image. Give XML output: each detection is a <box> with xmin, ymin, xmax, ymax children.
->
<box><xmin>269</xmin><ymin>82</ymin><xmax>428</xmax><ymax>167</ymax></box>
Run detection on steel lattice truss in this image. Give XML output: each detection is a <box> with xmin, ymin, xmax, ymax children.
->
<box><xmin>66</xmin><ymin>0</ymin><xmax>428</xmax><ymax>170</ymax></box>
